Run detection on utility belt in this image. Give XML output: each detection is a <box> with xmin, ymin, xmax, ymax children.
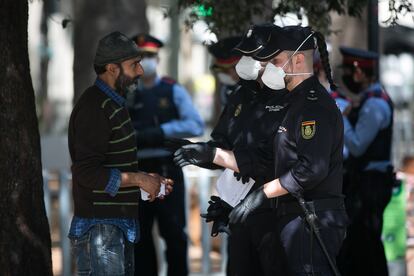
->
<box><xmin>276</xmin><ymin>198</ymin><xmax>345</xmax><ymax>217</ymax></box>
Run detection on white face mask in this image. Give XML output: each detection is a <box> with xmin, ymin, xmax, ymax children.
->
<box><xmin>140</xmin><ymin>57</ymin><xmax>158</xmax><ymax>76</ymax></box>
<box><xmin>235</xmin><ymin>56</ymin><xmax>262</xmax><ymax>80</ymax></box>
<box><xmin>261</xmin><ymin>32</ymin><xmax>314</xmax><ymax>90</ymax></box>
<box><xmin>217</xmin><ymin>72</ymin><xmax>237</xmax><ymax>86</ymax></box>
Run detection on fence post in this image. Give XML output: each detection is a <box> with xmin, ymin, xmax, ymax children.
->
<box><xmin>42</xmin><ymin>170</ymin><xmax>51</xmax><ymax>219</ymax></box>
<box><xmin>59</xmin><ymin>170</ymin><xmax>72</xmax><ymax>276</ymax></box>
<box><xmin>199</xmin><ymin>169</ymin><xmax>211</xmax><ymax>275</ymax></box>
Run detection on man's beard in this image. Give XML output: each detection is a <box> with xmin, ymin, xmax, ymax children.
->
<box><xmin>115</xmin><ymin>67</ymin><xmax>139</xmax><ymax>96</ymax></box>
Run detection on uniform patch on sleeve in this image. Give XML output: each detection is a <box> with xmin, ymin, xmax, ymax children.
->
<box><xmin>301</xmin><ymin>120</ymin><xmax>316</xmax><ymax>139</ymax></box>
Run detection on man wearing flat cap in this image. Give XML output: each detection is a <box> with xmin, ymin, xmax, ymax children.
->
<box><xmin>67</xmin><ymin>31</ymin><xmax>173</xmax><ymax>275</ymax></box>
<box><xmin>337</xmin><ymin>47</ymin><xmax>394</xmax><ymax>276</ymax></box>
<box><xmin>127</xmin><ymin>33</ymin><xmax>204</xmax><ymax>276</ymax></box>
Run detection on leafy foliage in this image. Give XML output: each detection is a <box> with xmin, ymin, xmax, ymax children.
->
<box><xmin>177</xmin><ymin>0</ymin><xmax>412</xmax><ymax>36</ymax></box>
<box><xmin>383</xmin><ymin>0</ymin><xmax>414</xmax><ymax>25</ymax></box>
<box><xmin>178</xmin><ymin>0</ymin><xmax>274</xmax><ymax>36</ymax></box>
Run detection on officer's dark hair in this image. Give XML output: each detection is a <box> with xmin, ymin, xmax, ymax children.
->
<box><xmin>94</xmin><ymin>64</ymin><xmax>107</xmax><ymax>75</ymax></box>
<box><xmin>314</xmin><ymin>32</ymin><xmax>337</xmax><ymax>91</ymax></box>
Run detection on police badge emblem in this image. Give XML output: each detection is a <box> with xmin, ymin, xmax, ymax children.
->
<box><xmin>234</xmin><ymin>104</ymin><xmax>242</xmax><ymax>117</ymax></box>
<box><xmin>301</xmin><ymin>120</ymin><xmax>316</xmax><ymax>139</ymax></box>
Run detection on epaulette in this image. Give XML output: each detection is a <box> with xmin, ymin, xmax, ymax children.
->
<box><xmin>161</xmin><ymin>76</ymin><xmax>177</xmax><ymax>85</ymax></box>
<box><xmin>306</xmin><ymin>89</ymin><xmax>318</xmax><ymax>101</ymax></box>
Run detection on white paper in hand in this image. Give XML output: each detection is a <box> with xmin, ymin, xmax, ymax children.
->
<box><xmin>140</xmin><ymin>183</ymin><xmax>166</xmax><ymax>201</ymax></box>
<box><xmin>216</xmin><ymin>169</ymin><xmax>255</xmax><ymax>207</ymax></box>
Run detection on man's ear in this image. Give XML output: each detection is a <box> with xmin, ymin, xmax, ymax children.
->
<box><xmin>294</xmin><ymin>53</ymin><xmax>305</xmax><ymax>67</ymax></box>
<box><xmin>106</xmin><ymin>63</ymin><xmax>119</xmax><ymax>75</ymax></box>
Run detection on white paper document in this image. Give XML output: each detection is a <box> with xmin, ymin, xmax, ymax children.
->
<box><xmin>216</xmin><ymin>169</ymin><xmax>255</xmax><ymax>207</ymax></box>
<box><xmin>140</xmin><ymin>183</ymin><xmax>166</xmax><ymax>201</ymax></box>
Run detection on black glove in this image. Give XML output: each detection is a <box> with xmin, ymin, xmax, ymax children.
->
<box><xmin>200</xmin><ymin>196</ymin><xmax>233</xmax><ymax>236</ymax></box>
<box><xmin>233</xmin><ymin>172</ymin><xmax>251</xmax><ymax>184</ymax></box>
<box><xmin>163</xmin><ymin>138</ymin><xmax>193</xmax><ymax>152</ymax></box>
<box><xmin>228</xmin><ymin>187</ymin><xmax>268</xmax><ymax>225</ymax></box>
<box><xmin>173</xmin><ymin>143</ymin><xmax>217</xmax><ymax>167</ymax></box>
<box><xmin>136</xmin><ymin>127</ymin><xmax>164</xmax><ymax>148</ymax></box>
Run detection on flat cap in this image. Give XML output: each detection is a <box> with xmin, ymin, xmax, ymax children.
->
<box><xmin>253</xmin><ymin>25</ymin><xmax>316</xmax><ymax>61</ymax></box>
<box><xmin>131</xmin><ymin>33</ymin><xmax>164</xmax><ymax>53</ymax></box>
<box><xmin>208</xmin><ymin>36</ymin><xmax>242</xmax><ymax>70</ymax></box>
<box><xmin>339</xmin><ymin>46</ymin><xmax>378</xmax><ymax>69</ymax></box>
<box><xmin>232</xmin><ymin>23</ymin><xmax>275</xmax><ymax>56</ymax></box>
<box><xmin>94</xmin><ymin>31</ymin><xmax>141</xmax><ymax>66</ymax></box>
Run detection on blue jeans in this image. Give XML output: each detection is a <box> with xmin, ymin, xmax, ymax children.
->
<box><xmin>70</xmin><ymin>224</ymin><xmax>135</xmax><ymax>276</ymax></box>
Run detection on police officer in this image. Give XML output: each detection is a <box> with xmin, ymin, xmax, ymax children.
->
<box><xmin>127</xmin><ymin>33</ymin><xmax>204</xmax><ymax>276</ymax></box>
<box><xmin>336</xmin><ymin>47</ymin><xmax>394</xmax><ymax>276</ymax></box>
<box><xmin>208</xmin><ymin>36</ymin><xmax>242</xmax><ymax>106</ymax></box>
<box><xmin>176</xmin><ymin>25</ymin><xmax>349</xmax><ymax>275</ymax></box>
<box><xmin>172</xmin><ymin>24</ymin><xmax>288</xmax><ymax>275</ymax></box>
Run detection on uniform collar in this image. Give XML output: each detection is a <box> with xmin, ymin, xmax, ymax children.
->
<box><xmin>238</xmin><ymin>79</ymin><xmax>261</xmax><ymax>94</ymax></box>
<box><xmin>95</xmin><ymin>78</ymin><xmax>126</xmax><ymax>107</ymax></box>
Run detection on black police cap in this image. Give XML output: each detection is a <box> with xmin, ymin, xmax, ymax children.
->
<box><xmin>339</xmin><ymin>46</ymin><xmax>378</xmax><ymax>69</ymax></box>
<box><xmin>232</xmin><ymin>23</ymin><xmax>275</xmax><ymax>56</ymax></box>
<box><xmin>131</xmin><ymin>33</ymin><xmax>164</xmax><ymax>53</ymax></box>
<box><xmin>253</xmin><ymin>25</ymin><xmax>316</xmax><ymax>61</ymax></box>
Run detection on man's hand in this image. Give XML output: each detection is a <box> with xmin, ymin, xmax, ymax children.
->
<box><xmin>148</xmin><ymin>173</ymin><xmax>174</xmax><ymax>200</ymax></box>
<box><xmin>233</xmin><ymin>171</ymin><xmax>251</xmax><ymax>184</ymax></box>
<box><xmin>173</xmin><ymin>143</ymin><xmax>217</xmax><ymax>167</ymax></box>
<box><xmin>229</xmin><ymin>187</ymin><xmax>268</xmax><ymax>224</ymax></box>
<box><xmin>137</xmin><ymin>173</ymin><xmax>162</xmax><ymax>202</ymax></box>
<box><xmin>163</xmin><ymin>138</ymin><xmax>193</xmax><ymax>152</ymax></box>
<box><xmin>200</xmin><ymin>196</ymin><xmax>233</xmax><ymax>236</ymax></box>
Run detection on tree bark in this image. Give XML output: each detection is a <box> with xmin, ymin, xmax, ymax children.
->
<box><xmin>0</xmin><ymin>1</ymin><xmax>53</xmax><ymax>276</ymax></box>
<box><xmin>73</xmin><ymin>0</ymin><xmax>150</xmax><ymax>102</ymax></box>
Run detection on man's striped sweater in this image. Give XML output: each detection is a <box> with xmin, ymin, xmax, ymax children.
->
<box><xmin>69</xmin><ymin>85</ymin><xmax>140</xmax><ymax>218</ymax></box>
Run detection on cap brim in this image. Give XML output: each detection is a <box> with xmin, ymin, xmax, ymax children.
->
<box><xmin>232</xmin><ymin>39</ymin><xmax>264</xmax><ymax>56</ymax></box>
<box><xmin>253</xmin><ymin>48</ymin><xmax>282</xmax><ymax>61</ymax></box>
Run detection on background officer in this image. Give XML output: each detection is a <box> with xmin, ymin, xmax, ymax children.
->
<box><xmin>127</xmin><ymin>33</ymin><xmax>204</xmax><ymax>276</ymax></box>
<box><xmin>207</xmin><ymin>36</ymin><xmax>242</xmax><ymax>106</ymax></box>
<box><xmin>337</xmin><ymin>47</ymin><xmax>394</xmax><ymax>276</ymax></box>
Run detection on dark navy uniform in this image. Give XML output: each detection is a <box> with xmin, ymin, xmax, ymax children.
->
<box><xmin>224</xmin><ymin>26</ymin><xmax>349</xmax><ymax>275</ymax></box>
<box><xmin>206</xmin><ymin>24</ymin><xmax>288</xmax><ymax>276</ymax></box>
<box><xmin>271</xmin><ymin>76</ymin><xmax>348</xmax><ymax>275</ymax></box>
<box><xmin>337</xmin><ymin>46</ymin><xmax>394</xmax><ymax>276</ymax></box>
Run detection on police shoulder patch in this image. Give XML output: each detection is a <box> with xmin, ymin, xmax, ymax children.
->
<box><xmin>301</xmin><ymin>120</ymin><xmax>316</xmax><ymax>139</ymax></box>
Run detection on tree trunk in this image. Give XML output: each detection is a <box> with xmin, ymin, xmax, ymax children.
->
<box><xmin>73</xmin><ymin>0</ymin><xmax>150</xmax><ymax>102</ymax></box>
<box><xmin>0</xmin><ymin>1</ymin><xmax>53</xmax><ymax>276</ymax></box>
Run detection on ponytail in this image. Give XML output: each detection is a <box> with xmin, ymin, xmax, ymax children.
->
<box><xmin>314</xmin><ymin>32</ymin><xmax>337</xmax><ymax>91</ymax></box>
